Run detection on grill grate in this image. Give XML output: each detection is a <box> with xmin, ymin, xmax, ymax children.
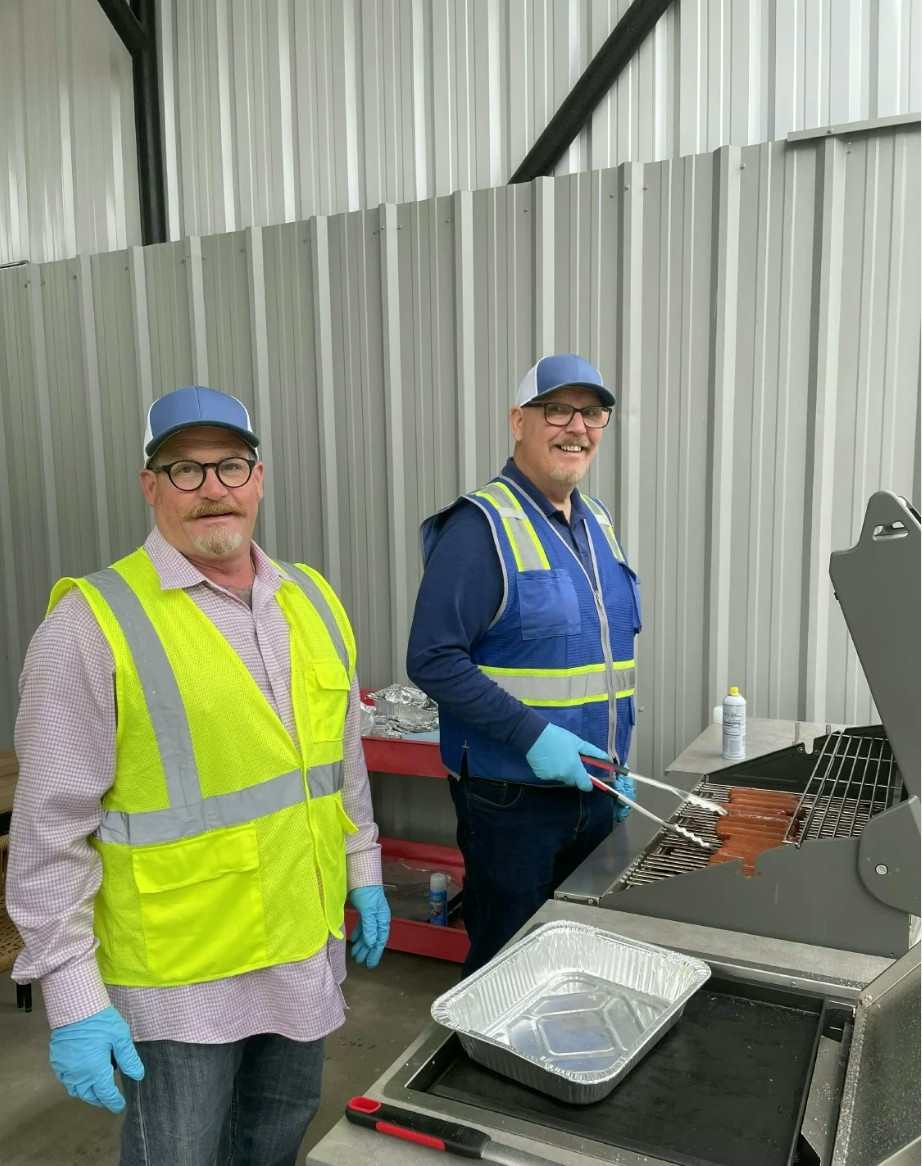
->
<box><xmin>620</xmin><ymin>732</ymin><xmax>898</xmax><ymax>889</ymax></box>
<box><xmin>787</xmin><ymin>731</ymin><xmax>899</xmax><ymax>843</ymax></box>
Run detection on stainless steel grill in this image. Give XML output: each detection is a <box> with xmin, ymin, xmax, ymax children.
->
<box><xmin>621</xmin><ymin>731</ymin><xmax>899</xmax><ymax>890</ymax></box>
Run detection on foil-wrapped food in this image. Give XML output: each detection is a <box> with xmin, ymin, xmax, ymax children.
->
<box><xmin>364</xmin><ymin>684</ymin><xmax>438</xmax><ymax>737</ymax></box>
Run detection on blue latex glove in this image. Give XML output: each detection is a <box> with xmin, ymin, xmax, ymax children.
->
<box><xmin>49</xmin><ymin>1004</ymin><xmax>144</xmax><ymax>1113</ymax></box>
<box><xmin>525</xmin><ymin>724</ymin><xmax>609</xmax><ymax>792</ymax></box>
<box><xmin>348</xmin><ymin>885</ymin><xmax>391</xmax><ymax>969</ymax></box>
<box><xmin>613</xmin><ymin>769</ymin><xmax>636</xmax><ymax>823</ymax></box>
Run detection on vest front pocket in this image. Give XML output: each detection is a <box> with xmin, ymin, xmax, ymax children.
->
<box><xmin>132</xmin><ymin>823</ymin><xmax>268</xmax><ymax>984</ymax></box>
<box><xmin>517</xmin><ymin>570</ymin><xmax>581</xmax><ymax>640</ymax></box>
<box><xmin>306</xmin><ymin>658</ymin><xmax>351</xmax><ymax>744</ymax></box>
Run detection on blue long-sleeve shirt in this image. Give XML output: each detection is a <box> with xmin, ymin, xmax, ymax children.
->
<box><xmin>406</xmin><ymin>458</ymin><xmax>599</xmax><ymax>758</ymax></box>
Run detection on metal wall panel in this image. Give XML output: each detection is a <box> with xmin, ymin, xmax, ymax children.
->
<box><xmin>160</xmin><ymin>0</ymin><xmax>922</xmax><ymax>242</ymax></box>
<box><xmin>0</xmin><ymin>0</ymin><xmax>140</xmax><ymax>265</ymax></box>
<box><xmin>1</xmin><ymin>125</ymin><xmax>919</xmax><ymax>804</ymax></box>
<box><xmin>3</xmin><ymin>0</ymin><xmax>920</xmax><ymax>264</ymax></box>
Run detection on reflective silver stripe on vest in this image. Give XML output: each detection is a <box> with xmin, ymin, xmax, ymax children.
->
<box><xmin>277</xmin><ymin>562</ymin><xmax>349</xmax><ymax>670</ymax></box>
<box><xmin>308</xmin><ymin>760</ymin><xmax>343</xmax><ymax>798</ymax></box>
<box><xmin>96</xmin><ymin>767</ymin><xmax>308</xmax><ymax>845</ymax></box>
<box><xmin>88</xmin><ymin>568</ymin><xmax>201</xmax><ymax>811</ymax></box>
<box><xmin>583</xmin><ymin>496</ymin><xmax>624</xmax><ymax>561</ymax></box>
<box><xmin>473</xmin><ymin>483</ymin><xmax>548</xmax><ymax>572</ymax></box>
<box><xmin>480</xmin><ymin>665</ymin><xmax>636</xmax><ymax>703</ymax></box>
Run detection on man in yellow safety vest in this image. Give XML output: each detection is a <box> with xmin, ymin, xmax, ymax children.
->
<box><xmin>7</xmin><ymin>385</ymin><xmax>390</xmax><ymax>1166</ymax></box>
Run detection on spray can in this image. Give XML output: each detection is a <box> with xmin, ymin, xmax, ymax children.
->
<box><xmin>428</xmin><ymin>871</ymin><xmax>448</xmax><ymax>926</ymax></box>
<box><xmin>722</xmin><ymin>686</ymin><xmax>746</xmax><ymax>760</ymax></box>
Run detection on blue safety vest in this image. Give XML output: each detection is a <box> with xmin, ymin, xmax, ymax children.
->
<box><xmin>421</xmin><ymin>476</ymin><xmax>641</xmax><ymax>783</ymax></box>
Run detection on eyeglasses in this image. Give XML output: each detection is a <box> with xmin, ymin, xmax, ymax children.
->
<box><xmin>523</xmin><ymin>402</ymin><xmax>612</xmax><ymax>429</ymax></box>
<box><xmin>152</xmin><ymin>456</ymin><xmax>257</xmax><ymax>491</ymax></box>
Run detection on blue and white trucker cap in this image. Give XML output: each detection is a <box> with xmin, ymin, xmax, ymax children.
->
<box><xmin>515</xmin><ymin>354</ymin><xmax>615</xmax><ymax>408</ymax></box>
<box><xmin>144</xmin><ymin>386</ymin><xmax>260</xmax><ymax>459</ymax></box>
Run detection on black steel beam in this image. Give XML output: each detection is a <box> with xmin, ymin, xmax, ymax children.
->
<box><xmin>509</xmin><ymin>0</ymin><xmax>674</xmax><ymax>184</ymax></box>
<box><xmin>130</xmin><ymin>0</ymin><xmax>167</xmax><ymax>245</ymax></box>
<box><xmin>97</xmin><ymin>0</ymin><xmax>147</xmax><ymax>56</ymax></box>
<box><xmin>96</xmin><ymin>0</ymin><xmax>167</xmax><ymax>246</ymax></box>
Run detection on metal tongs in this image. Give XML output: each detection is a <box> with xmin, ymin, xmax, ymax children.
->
<box><xmin>579</xmin><ymin>755</ymin><xmax>720</xmax><ymax>851</ymax></box>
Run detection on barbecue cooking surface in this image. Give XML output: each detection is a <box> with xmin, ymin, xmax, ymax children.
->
<box><xmin>411</xmin><ymin>977</ymin><xmax>831</xmax><ymax>1166</ymax></box>
<box><xmin>622</xmin><ymin>730</ymin><xmax>899</xmax><ymax>889</ymax></box>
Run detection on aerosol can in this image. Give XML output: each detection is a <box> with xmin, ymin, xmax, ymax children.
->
<box><xmin>722</xmin><ymin>686</ymin><xmax>746</xmax><ymax>760</ymax></box>
<box><xmin>428</xmin><ymin>871</ymin><xmax>448</xmax><ymax>926</ymax></box>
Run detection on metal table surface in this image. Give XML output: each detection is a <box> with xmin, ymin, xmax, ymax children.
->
<box><xmin>305</xmin><ymin>899</ymin><xmax>890</xmax><ymax>1166</ymax></box>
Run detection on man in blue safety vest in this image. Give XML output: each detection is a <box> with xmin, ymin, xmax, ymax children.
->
<box><xmin>407</xmin><ymin>354</ymin><xmax>642</xmax><ymax>974</ymax></box>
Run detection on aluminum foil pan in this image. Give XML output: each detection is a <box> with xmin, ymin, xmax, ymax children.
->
<box><xmin>431</xmin><ymin>920</ymin><xmax>711</xmax><ymax>1104</ymax></box>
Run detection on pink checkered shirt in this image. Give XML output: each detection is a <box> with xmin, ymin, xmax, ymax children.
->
<box><xmin>7</xmin><ymin>527</ymin><xmax>382</xmax><ymax>1042</ymax></box>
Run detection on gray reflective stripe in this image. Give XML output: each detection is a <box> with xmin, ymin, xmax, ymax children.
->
<box><xmin>585</xmin><ymin>536</ymin><xmax>619</xmax><ymax>753</ymax></box>
<box><xmin>583</xmin><ymin>497</ymin><xmax>624</xmax><ymax>561</ymax></box>
<box><xmin>480</xmin><ymin>666</ymin><xmax>636</xmax><ymax>703</ymax></box>
<box><xmin>96</xmin><ymin>768</ymin><xmax>307</xmax><ymax>845</ymax></box>
<box><xmin>87</xmin><ymin>567</ymin><xmax>201</xmax><ymax>810</ymax></box>
<box><xmin>473</xmin><ymin>483</ymin><xmax>548</xmax><ymax>572</ymax></box>
<box><xmin>464</xmin><ymin>495</ymin><xmax>510</xmax><ymax>627</ymax></box>
<box><xmin>307</xmin><ymin>760</ymin><xmax>344</xmax><ymax>798</ymax></box>
<box><xmin>277</xmin><ymin>562</ymin><xmax>349</xmax><ymax>669</ymax></box>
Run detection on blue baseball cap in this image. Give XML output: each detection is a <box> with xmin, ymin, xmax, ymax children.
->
<box><xmin>515</xmin><ymin>354</ymin><xmax>615</xmax><ymax>408</ymax></box>
<box><xmin>144</xmin><ymin>386</ymin><xmax>260</xmax><ymax>459</ymax></box>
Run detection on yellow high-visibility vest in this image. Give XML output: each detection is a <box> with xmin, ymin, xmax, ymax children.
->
<box><xmin>48</xmin><ymin>547</ymin><xmax>358</xmax><ymax>988</ymax></box>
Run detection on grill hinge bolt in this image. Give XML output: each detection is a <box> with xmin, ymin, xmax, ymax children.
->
<box><xmin>875</xmin><ymin>863</ymin><xmax>888</xmax><ymax>875</ymax></box>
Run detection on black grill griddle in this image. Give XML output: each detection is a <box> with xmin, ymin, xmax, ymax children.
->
<box><xmin>408</xmin><ymin>977</ymin><xmax>849</xmax><ymax>1166</ymax></box>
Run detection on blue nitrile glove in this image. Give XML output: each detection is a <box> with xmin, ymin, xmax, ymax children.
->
<box><xmin>525</xmin><ymin>724</ymin><xmax>609</xmax><ymax>792</ymax></box>
<box><xmin>49</xmin><ymin>1004</ymin><xmax>144</xmax><ymax>1113</ymax></box>
<box><xmin>613</xmin><ymin>769</ymin><xmax>636</xmax><ymax>823</ymax></box>
<box><xmin>348</xmin><ymin>885</ymin><xmax>391</xmax><ymax>969</ymax></box>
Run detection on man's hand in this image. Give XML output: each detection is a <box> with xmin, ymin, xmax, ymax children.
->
<box><xmin>348</xmin><ymin>885</ymin><xmax>391</xmax><ymax>969</ymax></box>
<box><xmin>613</xmin><ymin>770</ymin><xmax>636</xmax><ymax>822</ymax></box>
<box><xmin>49</xmin><ymin>1004</ymin><xmax>144</xmax><ymax>1113</ymax></box>
<box><xmin>525</xmin><ymin>724</ymin><xmax>608</xmax><ymax>792</ymax></box>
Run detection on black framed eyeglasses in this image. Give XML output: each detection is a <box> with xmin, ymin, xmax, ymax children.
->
<box><xmin>523</xmin><ymin>402</ymin><xmax>612</xmax><ymax>429</ymax></box>
<box><xmin>152</xmin><ymin>456</ymin><xmax>257</xmax><ymax>491</ymax></box>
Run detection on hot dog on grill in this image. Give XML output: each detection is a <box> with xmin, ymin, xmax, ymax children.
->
<box><xmin>715</xmin><ymin>819</ymin><xmax>789</xmax><ymax>843</ymax></box>
<box><xmin>728</xmin><ymin>788</ymin><xmax>801</xmax><ymax>813</ymax></box>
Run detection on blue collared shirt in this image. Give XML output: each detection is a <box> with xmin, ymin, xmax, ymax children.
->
<box><xmin>406</xmin><ymin>458</ymin><xmax>600</xmax><ymax>757</ymax></box>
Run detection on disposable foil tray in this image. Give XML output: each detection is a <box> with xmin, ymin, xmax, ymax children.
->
<box><xmin>430</xmin><ymin>921</ymin><xmax>711</xmax><ymax>1104</ymax></box>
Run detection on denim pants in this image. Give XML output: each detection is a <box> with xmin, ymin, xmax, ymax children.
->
<box><xmin>449</xmin><ymin>774</ymin><xmax>615</xmax><ymax>976</ymax></box>
<box><xmin>120</xmin><ymin>1033</ymin><xmax>325</xmax><ymax>1166</ymax></box>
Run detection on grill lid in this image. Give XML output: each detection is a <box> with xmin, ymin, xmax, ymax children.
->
<box><xmin>832</xmin><ymin>943</ymin><xmax>920</xmax><ymax>1165</ymax></box>
<box><xmin>829</xmin><ymin>492</ymin><xmax>920</xmax><ymax>800</ymax></box>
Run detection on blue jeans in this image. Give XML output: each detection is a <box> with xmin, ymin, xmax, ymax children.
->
<box><xmin>120</xmin><ymin>1034</ymin><xmax>324</xmax><ymax>1166</ymax></box>
<box><xmin>450</xmin><ymin>774</ymin><xmax>615</xmax><ymax>976</ymax></box>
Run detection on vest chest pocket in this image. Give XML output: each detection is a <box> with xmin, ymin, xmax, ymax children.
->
<box><xmin>306</xmin><ymin>658</ymin><xmax>351</xmax><ymax>744</ymax></box>
<box><xmin>132</xmin><ymin>824</ymin><xmax>268</xmax><ymax>984</ymax></box>
<box><xmin>517</xmin><ymin>570</ymin><xmax>581</xmax><ymax>640</ymax></box>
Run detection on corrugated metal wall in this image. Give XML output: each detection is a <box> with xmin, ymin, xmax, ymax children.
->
<box><xmin>3</xmin><ymin>0</ymin><xmax>920</xmax><ymax>264</ymax></box>
<box><xmin>2</xmin><ymin>124</ymin><xmax>919</xmax><ymax>798</ymax></box>
<box><xmin>0</xmin><ymin>0</ymin><xmax>140</xmax><ymax>266</ymax></box>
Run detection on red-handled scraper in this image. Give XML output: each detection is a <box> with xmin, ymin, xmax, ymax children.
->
<box><xmin>345</xmin><ymin>1096</ymin><xmax>561</xmax><ymax>1164</ymax></box>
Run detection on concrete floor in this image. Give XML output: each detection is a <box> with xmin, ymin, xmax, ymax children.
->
<box><xmin>0</xmin><ymin>952</ymin><xmax>461</xmax><ymax>1165</ymax></box>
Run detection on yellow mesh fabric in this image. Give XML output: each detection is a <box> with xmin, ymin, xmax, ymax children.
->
<box><xmin>49</xmin><ymin>579</ymin><xmax>170</xmax><ymax>814</ymax></box>
<box><xmin>92</xmin><ymin>840</ymin><xmax>148</xmax><ymax>983</ymax></box>
<box><xmin>118</xmin><ymin>554</ymin><xmax>301</xmax><ymax>800</ymax></box>
<box><xmin>51</xmin><ymin>549</ymin><xmax>357</xmax><ymax>987</ymax></box>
